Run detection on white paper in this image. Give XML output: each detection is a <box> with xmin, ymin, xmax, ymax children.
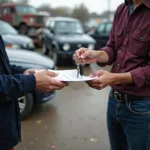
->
<box><xmin>48</xmin><ymin>69</ymin><xmax>97</xmax><ymax>82</ymax></box>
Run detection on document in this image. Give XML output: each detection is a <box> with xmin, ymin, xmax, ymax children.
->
<box><xmin>48</xmin><ymin>69</ymin><xmax>97</xmax><ymax>82</ymax></box>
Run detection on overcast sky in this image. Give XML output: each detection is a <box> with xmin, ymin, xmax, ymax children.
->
<box><xmin>29</xmin><ymin>0</ymin><xmax>124</xmax><ymax>14</ymax></box>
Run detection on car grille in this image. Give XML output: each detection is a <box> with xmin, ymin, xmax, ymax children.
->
<box><xmin>36</xmin><ymin>16</ymin><xmax>44</xmax><ymax>24</ymax></box>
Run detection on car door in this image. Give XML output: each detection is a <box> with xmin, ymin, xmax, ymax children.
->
<box><xmin>1</xmin><ymin>7</ymin><xmax>14</xmax><ymax>25</ymax></box>
<box><xmin>91</xmin><ymin>23</ymin><xmax>112</xmax><ymax>50</ymax></box>
<box><xmin>44</xmin><ymin>19</ymin><xmax>55</xmax><ymax>50</ymax></box>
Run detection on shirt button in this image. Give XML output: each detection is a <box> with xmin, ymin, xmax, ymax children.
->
<box><xmin>117</xmin><ymin>64</ymin><xmax>120</xmax><ymax>68</ymax></box>
<box><xmin>140</xmin><ymin>37</ymin><xmax>143</xmax><ymax>40</ymax></box>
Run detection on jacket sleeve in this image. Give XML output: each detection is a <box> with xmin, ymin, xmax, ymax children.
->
<box><xmin>130</xmin><ymin>51</ymin><xmax>150</xmax><ymax>89</ymax></box>
<box><xmin>10</xmin><ymin>65</ymin><xmax>27</xmax><ymax>74</ymax></box>
<box><xmin>0</xmin><ymin>74</ymin><xmax>36</xmax><ymax>101</ymax></box>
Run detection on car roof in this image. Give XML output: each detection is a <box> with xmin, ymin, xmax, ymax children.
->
<box><xmin>0</xmin><ymin>3</ymin><xmax>31</xmax><ymax>7</ymax></box>
<box><xmin>49</xmin><ymin>17</ymin><xmax>79</xmax><ymax>22</ymax></box>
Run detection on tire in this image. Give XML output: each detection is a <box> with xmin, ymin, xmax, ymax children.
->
<box><xmin>49</xmin><ymin>48</ymin><xmax>58</xmax><ymax>65</ymax></box>
<box><xmin>18</xmin><ymin>93</ymin><xmax>34</xmax><ymax>120</ymax></box>
<box><xmin>42</xmin><ymin>41</ymin><xmax>49</xmax><ymax>55</ymax></box>
<box><xmin>19</xmin><ymin>23</ymin><xmax>28</xmax><ymax>34</ymax></box>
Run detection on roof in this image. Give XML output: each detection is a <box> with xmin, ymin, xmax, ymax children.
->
<box><xmin>0</xmin><ymin>2</ymin><xmax>31</xmax><ymax>7</ymax></box>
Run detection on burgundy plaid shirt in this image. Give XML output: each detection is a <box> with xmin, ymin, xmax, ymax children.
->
<box><xmin>100</xmin><ymin>0</ymin><xmax>150</xmax><ymax>96</ymax></box>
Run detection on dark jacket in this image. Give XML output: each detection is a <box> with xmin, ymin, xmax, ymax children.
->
<box><xmin>0</xmin><ymin>35</ymin><xmax>36</xmax><ymax>150</ymax></box>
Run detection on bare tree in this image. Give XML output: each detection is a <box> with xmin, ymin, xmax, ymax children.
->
<box><xmin>72</xmin><ymin>3</ymin><xmax>89</xmax><ymax>23</ymax></box>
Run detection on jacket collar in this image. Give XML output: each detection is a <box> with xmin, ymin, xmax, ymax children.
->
<box><xmin>125</xmin><ymin>0</ymin><xmax>150</xmax><ymax>8</ymax></box>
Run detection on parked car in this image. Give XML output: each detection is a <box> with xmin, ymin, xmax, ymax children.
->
<box><xmin>0</xmin><ymin>20</ymin><xmax>35</xmax><ymax>50</ymax></box>
<box><xmin>7</xmin><ymin>48</ymin><xmax>56</xmax><ymax>120</ymax></box>
<box><xmin>42</xmin><ymin>17</ymin><xmax>96</xmax><ymax>65</ymax></box>
<box><xmin>0</xmin><ymin>2</ymin><xmax>50</xmax><ymax>34</ymax></box>
<box><xmin>89</xmin><ymin>22</ymin><xmax>112</xmax><ymax>50</ymax></box>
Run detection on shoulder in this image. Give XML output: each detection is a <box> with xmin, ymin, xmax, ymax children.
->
<box><xmin>116</xmin><ymin>3</ymin><xmax>128</xmax><ymax>14</ymax></box>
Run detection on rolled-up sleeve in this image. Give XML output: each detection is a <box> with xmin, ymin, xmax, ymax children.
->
<box><xmin>97</xmin><ymin>6</ymin><xmax>119</xmax><ymax>66</ymax></box>
<box><xmin>130</xmin><ymin>51</ymin><xmax>150</xmax><ymax>88</ymax></box>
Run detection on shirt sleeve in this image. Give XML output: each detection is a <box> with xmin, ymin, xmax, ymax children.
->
<box><xmin>97</xmin><ymin>6</ymin><xmax>119</xmax><ymax>66</ymax></box>
<box><xmin>130</xmin><ymin>51</ymin><xmax>150</xmax><ymax>88</ymax></box>
<box><xmin>0</xmin><ymin>74</ymin><xmax>36</xmax><ymax>101</ymax></box>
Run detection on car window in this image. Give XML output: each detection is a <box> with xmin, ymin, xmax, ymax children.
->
<box><xmin>97</xmin><ymin>24</ymin><xmax>105</xmax><ymax>34</ymax></box>
<box><xmin>16</xmin><ymin>6</ymin><xmax>37</xmax><ymax>14</ymax></box>
<box><xmin>2</xmin><ymin>7</ymin><xmax>15</xmax><ymax>14</ymax></box>
<box><xmin>10</xmin><ymin>7</ymin><xmax>15</xmax><ymax>13</ymax></box>
<box><xmin>2</xmin><ymin>8</ymin><xmax>9</xmax><ymax>14</ymax></box>
<box><xmin>55</xmin><ymin>21</ymin><xmax>84</xmax><ymax>34</ymax></box>
<box><xmin>105</xmin><ymin>23</ymin><xmax>112</xmax><ymax>34</ymax></box>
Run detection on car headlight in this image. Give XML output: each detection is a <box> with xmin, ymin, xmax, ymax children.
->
<box><xmin>29</xmin><ymin>18</ymin><xmax>35</xmax><ymax>23</ymax></box>
<box><xmin>63</xmin><ymin>43</ymin><xmax>70</xmax><ymax>51</ymax></box>
<box><xmin>5</xmin><ymin>44</ymin><xmax>20</xmax><ymax>49</ymax></box>
<box><xmin>88</xmin><ymin>44</ymin><xmax>94</xmax><ymax>50</ymax></box>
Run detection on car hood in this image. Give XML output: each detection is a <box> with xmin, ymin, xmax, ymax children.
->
<box><xmin>6</xmin><ymin>49</ymin><xmax>55</xmax><ymax>69</ymax></box>
<box><xmin>2</xmin><ymin>34</ymin><xmax>32</xmax><ymax>45</ymax></box>
<box><xmin>55</xmin><ymin>34</ymin><xmax>95</xmax><ymax>44</ymax></box>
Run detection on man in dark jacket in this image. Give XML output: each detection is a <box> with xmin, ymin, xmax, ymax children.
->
<box><xmin>0</xmin><ymin>35</ymin><xmax>68</xmax><ymax>150</ymax></box>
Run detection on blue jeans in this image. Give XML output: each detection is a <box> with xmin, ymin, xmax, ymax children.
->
<box><xmin>107</xmin><ymin>95</ymin><xmax>150</xmax><ymax>150</ymax></box>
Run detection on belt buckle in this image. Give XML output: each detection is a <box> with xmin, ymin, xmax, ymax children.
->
<box><xmin>114</xmin><ymin>91</ymin><xmax>122</xmax><ymax>103</ymax></box>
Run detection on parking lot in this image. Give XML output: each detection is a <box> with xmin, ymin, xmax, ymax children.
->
<box><xmin>15</xmin><ymin>64</ymin><xmax>111</xmax><ymax>150</ymax></box>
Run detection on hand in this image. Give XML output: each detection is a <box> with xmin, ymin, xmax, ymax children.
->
<box><xmin>86</xmin><ymin>70</ymin><xmax>117</xmax><ymax>90</ymax></box>
<box><xmin>34</xmin><ymin>70</ymin><xmax>68</xmax><ymax>92</ymax></box>
<box><xmin>24</xmin><ymin>68</ymin><xmax>41</xmax><ymax>75</ymax></box>
<box><xmin>73</xmin><ymin>48</ymin><xmax>98</xmax><ymax>64</ymax></box>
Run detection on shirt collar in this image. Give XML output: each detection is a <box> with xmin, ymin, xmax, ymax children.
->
<box><xmin>125</xmin><ymin>0</ymin><xmax>150</xmax><ymax>8</ymax></box>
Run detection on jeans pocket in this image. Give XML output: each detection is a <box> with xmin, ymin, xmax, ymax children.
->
<box><xmin>128</xmin><ymin>100</ymin><xmax>150</xmax><ymax>114</ymax></box>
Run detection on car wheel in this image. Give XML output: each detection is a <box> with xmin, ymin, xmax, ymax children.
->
<box><xmin>19</xmin><ymin>23</ymin><xmax>28</xmax><ymax>34</ymax></box>
<box><xmin>49</xmin><ymin>48</ymin><xmax>58</xmax><ymax>64</ymax></box>
<box><xmin>18</xmin><ymin>94</ymin><xmax>34</xmax><ymax>120</ymax></box>
<box><xmin>42</xmin><ymin>41</ymin><xmax>49</xmax><ymax>55</ymax></box>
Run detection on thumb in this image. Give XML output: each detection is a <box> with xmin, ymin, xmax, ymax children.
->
<box><xmin>46</xmin><ymin>70</ymin><xmax>58</xmax><ymax>77</ymax></box>
<box><xmin>90</xmin><ymin>70</ymin><xmax>104</xmax><ymax>77</ymax></box>
<box><xmin>80</xmin><ymin>51</ymin><xmax>91</xmax><ymax>59</ymax></box>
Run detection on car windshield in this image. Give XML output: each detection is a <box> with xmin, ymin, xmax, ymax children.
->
<box><xmin>55</xmin><ymin>21</ymin><xmax>84</xmax><ymax>34</ymax></box>
<box><xmin>0</xmin><ymin>22</ymin><xmax>17</xmax><ymax>34</ymax></box>
<box><xmin>16</xmin><ymin>6</ymin><xmax>37</xmax><ymax>14</ymax></box>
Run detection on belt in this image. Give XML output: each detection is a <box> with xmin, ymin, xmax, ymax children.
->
<box><xmin>110</xmin><ymin>89</ymin><xmax>150</xmax><ymax>103</ymax></box>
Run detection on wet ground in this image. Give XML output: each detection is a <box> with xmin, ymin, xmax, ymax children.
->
<box><xmin>16</xmin><ymin>63</ymin><xmax>112</xmax><ymax>150</ymax></box>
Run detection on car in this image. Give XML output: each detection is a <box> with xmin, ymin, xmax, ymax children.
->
<box><xmin>0</xmin><ymin>20</ymin><xmax>35</xmax><ymax>50</ymax></box>
<box><xmin>0</xmin><ymin>2</ymin><xmax>50</xmax><ymax>34</ymax></box>
<box><xmin>89</xmin><ymin>22</ymin><xmax>112</xmax><ymax>50</ymax></box>
<box><xmin>6</xmin><ymin>48</ymin><xmax>56</xmax><ymax>120</ymax></box>
<box><xmin>42</xmin><ymin>17</ymin><xmax>96</xmax><ymax>65</ymax></box>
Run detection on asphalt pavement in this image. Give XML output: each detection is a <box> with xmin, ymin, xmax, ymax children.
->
<box><xmin>16</xmin><ymin>63</ymin><xmax>111</xmax><ymax>150</ymax></box>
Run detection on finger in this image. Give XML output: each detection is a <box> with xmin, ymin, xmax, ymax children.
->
<box><xmin>50</xmin><ymin>79</ymin><xmax>68</xmax><ymax>87</ymax></box>
<box><xmin>80</xmin><ymin>50</ymin><xmax>91</xmax><ymax>59</ymax></box>
<box><xmin>76</xmin><ymin>48</ymin><xmax>87</xmax><ymax>58</ymax></box>
<box><xmin>81</xmin><ymin>58</ymin><xmax>97</xmax><ymax>64</ymax></box>
<box><xmin>46</xmin><ymin>70</ymin><xmax>58</xmax><ymax>77</ymax></box>
<box><xmin>90</xmin><ymin>69</ymin><xmax>104</xmax><ymax>77</ymax></box>
<box><xmin>28</xmin><ymin>69</ymin><xmax>36</xmax><ymax>74</ymax></box>
<box><xmin>86</xmin><ymin>78</ymin><xmax>102</xmax><ymax>84</ymax></box>
<box><xmin>48</xmin><ymin>85</ymin><xmax>64</xmax><ymax>91</ymax></box>
<box><xmin>73</xmin><ymin>55</ymin><xmax>82</xmax><ymax>64</ymax></box>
